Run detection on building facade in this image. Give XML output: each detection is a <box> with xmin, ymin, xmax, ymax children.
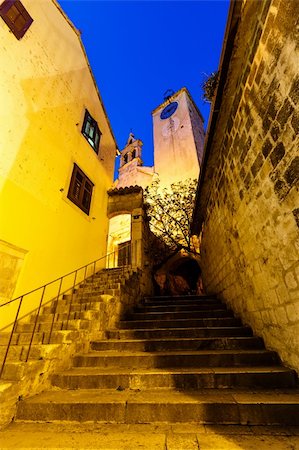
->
<box><xmin>192</xmin><ymin>0</ymin><xmax>299</xmax><ymax>372</ymax></box>
<box><xmin>0</xmin><ymin>0</ymin><xmax>117</xmax><ymax>324</ymax></box>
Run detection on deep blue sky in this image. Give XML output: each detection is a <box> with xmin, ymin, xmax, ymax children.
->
<box><xmin>59</xmin><ymin>1</ymin><xmax>229</xmax><ymax>174</ymax></box>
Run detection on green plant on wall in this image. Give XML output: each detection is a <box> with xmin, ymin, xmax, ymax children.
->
<box><xmin>202</xmin><ymin>71</ymin><xmax>219</xmax><ymax>103</ymax></box>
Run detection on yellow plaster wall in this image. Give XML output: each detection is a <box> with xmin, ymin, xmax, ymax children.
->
<box><xmin>0</xmin><ymin>0</ymin><xmax>117</xmax><ymax>322</ymax></box>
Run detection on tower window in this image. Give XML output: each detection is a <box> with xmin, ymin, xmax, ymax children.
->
<box><xmin>124</xmin><ymin>154</ymin><xmax>128</xmax><ymax>164</ymax></box>
<box><xmin>68</xmin><ymin>164</ymin><xmax>93</xmax><ymax>215</ymax></box>
<box><xmin>81</xmin><ymin>109</ymin><xmax>101</xmax><ymax>154</ymax></box>
<box><xmin>131</xmin><ymin>150</ymin><xmax>136</xmax><ymax>159</ymax></box>
<box><xmin>0</xmin><ymin>0</ymin><xmax>33</xmax><ymax>40</ymax></box>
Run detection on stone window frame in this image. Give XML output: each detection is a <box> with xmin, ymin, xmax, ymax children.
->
<box><xmin>67</xmin><ymin>164</ymin><xmax>94</xmax><ymax>215</ymax></box>
<box><xmin>81</xmin><ymin>109</ymin><xmax>102</xmax><ymax>155</ymax></box>
<box><xmin>0</xmin><ymin>0</ymin><xmax>33</xmax><ymax>40</ymax></box>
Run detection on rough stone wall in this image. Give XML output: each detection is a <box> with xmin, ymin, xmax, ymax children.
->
<box><xmin>198</xmin><ymin>0</ymin><xmax>299</xmax><ymax>371</ymax></box>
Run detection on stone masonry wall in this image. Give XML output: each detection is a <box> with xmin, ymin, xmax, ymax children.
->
<box><xmin>199</xmin><ymin>0</ymin><xmax>299</xmax><ymax>371</ymax></box>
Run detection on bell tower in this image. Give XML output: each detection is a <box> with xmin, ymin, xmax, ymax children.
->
<box><xmin>115</xmin><ymin>133</ymin><xmax>154</xmax><ymax>189</ymax></box>
<box><xmin>119</xmin><ymin>132</ymin><xmax>143</xmax><ymax>168</ymax></box>
<box><xmin>152</xmin><ymin>87</ymin><xmax>205</xmax><ymax>187</ymax></box>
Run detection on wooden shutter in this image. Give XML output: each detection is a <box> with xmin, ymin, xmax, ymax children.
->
<box><xmin>0</xmin><ymin>0</ymin><xmax>33</xmax><ymax>40</ymax></box>
<box><xmin>67</xmin><ymin>164</ymin><xmax>94</xmax><ymax>215</ymax></box>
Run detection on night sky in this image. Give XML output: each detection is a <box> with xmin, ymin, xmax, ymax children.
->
<box><xmin>59</xmin><ymin>1</ymin><xmax>229</xmax><ymax>176</ymax></box>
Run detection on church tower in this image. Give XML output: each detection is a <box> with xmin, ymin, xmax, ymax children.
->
<box><xmin>114</xmin><ymin>133</ymin><xmax>154</xmax><ymax>189</ymax></box>
<box><xmin>152</xmin><ymin>87</ymin><xmax>205</xmax><ymax>187</ymax></box>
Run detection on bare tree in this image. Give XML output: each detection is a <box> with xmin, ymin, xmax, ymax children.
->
<box><xmin>144</xmin><ymin>178</ymin><xmax>198</xmax><ymax>253</ymax></box>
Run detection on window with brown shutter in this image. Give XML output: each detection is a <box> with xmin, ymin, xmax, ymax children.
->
<box><xmin>0</xmin><ymin>0</ymin><xmax>33</xmax><ymax>40</ymax></box>
<box><xmin>81</xmin><ymin>109</ymin><xmax>101</xmax><ymax>154</ymax></box>
<box><xmin>67</xmin><ymin>164</ymin><xmax>94</xmax><ymax>215</ymax></box>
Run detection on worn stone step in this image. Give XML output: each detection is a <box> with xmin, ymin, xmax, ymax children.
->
<box><xmin>73</xmin><ymin>350</ymin><xmax>279</xmax><ymax>369</ymax></box>
<box><xmin>0</xmin><ymin>343</ymin><xmax>62</xmax><ymax>362</ymax></box>
<box><xmin>43</xmin><ymin>300</ymin><xmax>107</xmax><ymax>315</ymax></box>
<box><xmin>51</xmin><ymin>366</ymin><xmax>297</xmax><ymax>390</ymax></box>
<box><xmin>79</xmin><ymin>282</ymin><xmax>120</xmax><ymax>289</ymax></box>
<box><xmin>15</xmin><ymin>388</ymin><xmax>299</xmax><ymax>425</ymax></box>
<box><xmin>1</xmin><ymin>359</ymin><xmax>49</xmax><ymax>381</ymax></box>
<box><xmin>119</xmin><ymin>317</ymin><xmax>242</xmax><ymax>329</ymax></box>
<box><xmin>41</xmin><ymin>303</ymin><xmax>98</xmax><ymax>314</ymax></box>
<box><xmin>29</xmin><ymin>310</ymin><xmax>101</xmax><ymax>323</ymax></box>
<box><xmin>145</xmin><ymin>295</ymin><xmax>215</xmax><ymax>301</ymax></box>
<box><xmin>106</xmin><ymin>326</ymin><xmax>254</xmax><ymax>340</ymax></box>
<box><xmin>135</xmin><ymin>303</ymin><xmax>227</xmax><ymax>312</ymax></box>
<box><xmin>90</xmin><ymin>336</ymin><xmax>264</xmax><ymax>352</ymax></box>
<box><xmin>16</xmin><ymin>319</ymin><xmax>92</xmax><ymax>333</ymax></box>
<box><xmin>0</xmin><ymin>330</ymin><xmax>81</xmax><ymax>346</ymax></box>
<box><xmin>80</xmin><ymin>290</ymin><xmax>121</xmax><ymax>298</ymax></box>
<box><xmin>126</xmin><ymin>310</ymin><xmax>234</xmax><ymax>321</ymax></box>
<box><xmin>143</xmin><ymin>296</ymin><xmax>218</xmax><ymax>306</ymax></box>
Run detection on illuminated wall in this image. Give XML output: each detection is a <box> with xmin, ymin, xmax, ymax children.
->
<box><xmin>152</xmin><ymin>88</ymin><xmax>205</xmax><ymax>188</ymax></box>
<box><xmin>107</xmin><ymin>214</ymin><xmax>131</xmax><ymax>268</ymax></box>
<box><xmin>0</xmin><ymin>0</ymin><xmax>117</xmax><ymax>321</ymax></box>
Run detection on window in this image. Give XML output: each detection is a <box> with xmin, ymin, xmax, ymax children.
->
<box><xmin>0</xmin><ymin>0</ymin><xmax>33</xmax><ymax>40</ymax></box>
<box><xmin>81</xmin><ymin>109</ymin><xmax>101</xmax><ymax>154</ymax></box>
<box><xmin>68</xmin><ymin>164</ymin><xmax>93</xmax><ymax>215</ymax></box>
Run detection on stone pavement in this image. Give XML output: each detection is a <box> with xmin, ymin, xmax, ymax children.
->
<box><xmin>1</xmin><ymin>423</ymin><xmax>299</xmax><ymax>449</ymax></box>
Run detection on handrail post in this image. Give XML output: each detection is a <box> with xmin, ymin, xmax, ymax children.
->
<box><xmin>0</xmin><ymin>296</ymin><xmax>24</xmax><ymax>378</ymax></box>
<box><xmin>89</xmin><ymin>262</ymin><xmax>96</xmax><ymax>310</ymax></box>
<box><xmin>131</xmin><ymin>240</ymin><xmax>133</xmax><ymax>268</ymax></box>
<box><xmin>79</xmin><ymin>265</ymin><xmax>88</xmax><ymax>314</ymax></box>
<box><xmin>47</xmin><ymin>277</ymin><xmax>63</xmax><ymax>344</ymax></box>
<box><xmin>65</xmin><ymin>270</ymin><xmax>77</xmax><ymax>330</ymax></box>
<box><xmin>26</xmin><ymin>286</ymin><xmax>46</xmax><ymax>362</ymax></box>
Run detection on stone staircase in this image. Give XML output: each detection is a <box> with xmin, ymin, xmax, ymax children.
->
<box><xmin>13</xmin><ymin>293</ymin><xmax>299</xmax><ymax>426</ymax></box>
<box><xmin>0</xmin><ymin>267</ymin><xmax>142</xmax><ymax>427</ymax></box>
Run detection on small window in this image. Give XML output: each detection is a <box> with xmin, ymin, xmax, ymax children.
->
<box><xmin>68</xmin><ymin>164</ymin><xmax>93</xmax><ymax>215</ymax></box>
<box><xmin>123</xmin><ymin>154</ymin><xmax>128</xmax><ymax>164</ymax></box>
<box><xmin>131</xmin><ymin>150</ymin><xmax>136</xmax><ymax>159</ymax></box>
<box><xmin>81</xmin><ymin>109</ymin><xmax>101</xmax><ymax>154</ymax></box>
<box><xmin>0</xmin><ymin>0</ymin><xmax>33</xmax><ymax>40</ymax></box>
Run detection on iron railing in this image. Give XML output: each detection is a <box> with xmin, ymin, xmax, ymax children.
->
<box><xmin>0</xmin><ymin>239</ymin><xmax>141</xmax><ymax>378</ymax></box>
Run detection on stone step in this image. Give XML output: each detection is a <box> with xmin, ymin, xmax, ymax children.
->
<box><xmin>90</xmin><ymin>336</ymin><xmax>264</xmax><ymax>352</ymax></box>
<box><xmin>106</xmin><ymin>326</ymin><xmax>254</xmax><ymax>340</ymax></box>
<box><xmin>42</xmin><ymin>300</ymin><xmax>106</xmax><ymax>315</ymax></box>
<box><xmin>51</xmin><ymin>366</ymin><xmax>297</xmax><ymax>390</ymax></box>
<box><xmin>79</xmin><ymin>282</ymin><xmax>120</xmax><ymax>289</ymax></box>
<box><xmin>145</xmin><ymin>295</ymin><xmax>214</xmax><ymax>301</ymax></box>
<box><xmin>0</xmin><ymin>343</ymin><xmax>61</xmax><ymax>362</ymax></box>
<box><xmin>126</xmin><ymin>310</ymin><xmax>234</xmax><ymax>321</ymax></box>
<box><xmin>29</xmin><ymin>310</ymin><xmax>101</xmax><ymax>323</ymax></box>
<box><xmin>135</xmin><ymin>303</ymin><xmax>227</xmax><ymax>312</ymax></box>
<box><xmin>15</xmin><ymin>388</ymin><xmax>299</xmax><ymax>425</ymax></box>
<box><xmin>143</xmin><ymin>297</ymin><xmax>218</xmax><ymax>306</ymax></box>
<box><xmin>79</xmin><ymin>290</ymin><xmax>121</xmax><ymax>298</ymax></box>
<box><xmin>16</xmin><ymin>319</ymin><xmax>92</xmax><ymax>333</ymax></box>
<box><xmin>73</xmin><ymin>350</ymin><xmax>279</xmax><ymax>369</ymax></box>
<box><xmin>1</xmin><ymin>359</ymin><xmax>52</xmax><ymax>381</ymax></box>
<box><xmin>119</xmin><ymin>317</ymin><xmax>242</xmax><ymax>329</ymax></box>
<box><xmin>0</xmin><ymin>330</ymin><xmax>81</xmax><ymax>346</ymax></box>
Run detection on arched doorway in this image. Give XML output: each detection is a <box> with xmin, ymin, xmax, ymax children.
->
<box><xmin>107</xmin><ymin>214</ymin><xmax>131</xmax><ymax>268</ymax></box>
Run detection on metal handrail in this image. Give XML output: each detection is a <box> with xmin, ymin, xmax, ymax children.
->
<box><xmin>0</xmin><ymin>239</ymin><xmax>140</xmax><ymax>378</ymax></box>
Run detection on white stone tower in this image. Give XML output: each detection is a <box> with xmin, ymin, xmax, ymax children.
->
<box><xmin>114</xmin><ymin>133</ymin><xmax>154</xmax><ymax>189</ymax></box>
<box><xmin>152</xmin><ymin>87</ymin><xmax>205</xmax><ymax>187</ymax></box>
